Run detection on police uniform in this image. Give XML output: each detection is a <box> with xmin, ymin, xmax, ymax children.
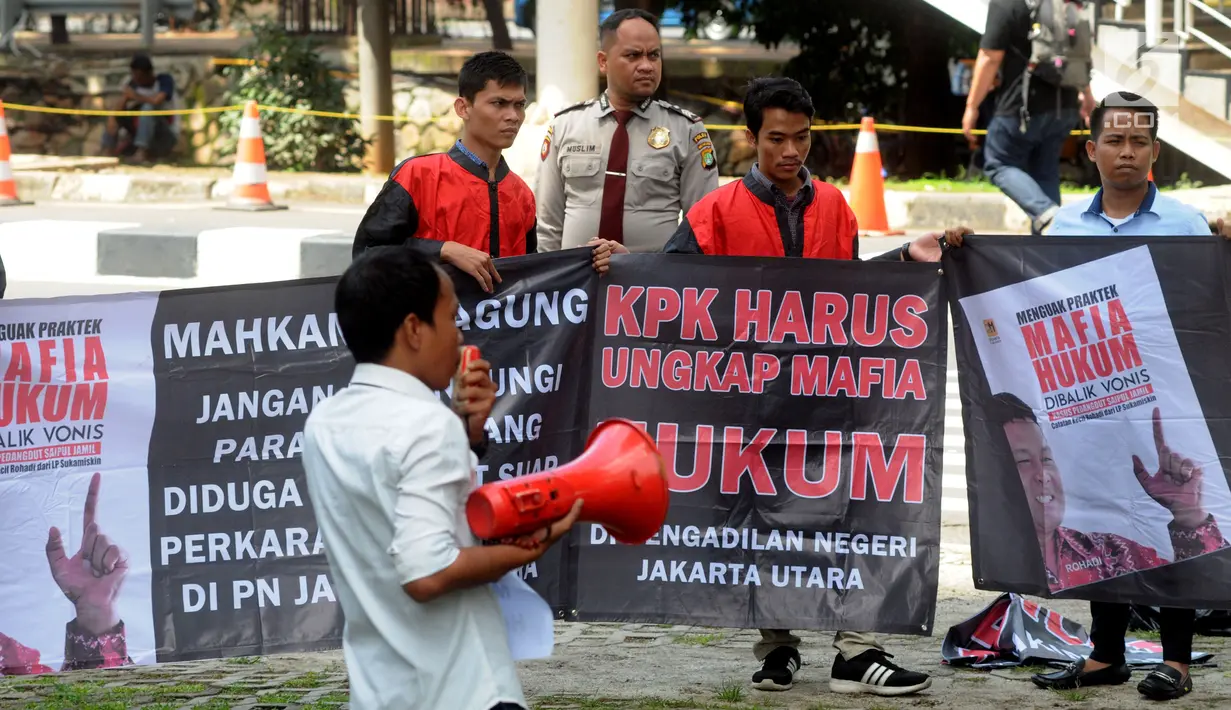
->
<box><xmin>535</xmin><ymin>91</ymin><xmax>720</xmax><ymax>253</ymax></box>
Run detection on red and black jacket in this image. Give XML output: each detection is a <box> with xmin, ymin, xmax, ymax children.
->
<box><xmin>663</xmin><ymin>169</ymin><xmax>906</xmax><ymax>262</ymax></box>
<box><xmin>352</xmin><ymin>142</ymin><xmax>537</xmax><ymax>260</ymax></box>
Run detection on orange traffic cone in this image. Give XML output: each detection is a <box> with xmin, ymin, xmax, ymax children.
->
<box><xmin>218</xmin><ymin>100</ymin><xmax>286</xmax><ymax>211</ymax></box>
<box><xmin>0</xmin><ymin>102</ymin><xmax>30</xmax><ymax>207</ymax></box>
<box><xmin>848</xmin><ymin>117</ymin><xmax>903</xmax><ymax>236</ymax></box>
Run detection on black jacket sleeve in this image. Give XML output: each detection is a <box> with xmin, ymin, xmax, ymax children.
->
<box><xmin>662</xmin><ymin>217</ymin><xmax>704</xmax><ymax>254</ymax></box>
<box><xmin>525</xmin><ymin>221</ymin><xmax>538</xmax><ymax>254</ymax></box>
<box><xmin>846</xmin><ymin>229</ymin><xmax>905</xmax><ymax>261</ymax></box>
<box><xmin>868</xmin><ymin>246</ymin><xmax>908</xmax><ymax>262</ymax></box>
<box><xmin>351</xmin><ymin>179</ymin><xmax>444</xmax><ymax>261</ymax></box>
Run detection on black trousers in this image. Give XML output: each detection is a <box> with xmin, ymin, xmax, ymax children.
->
<box><xmin>1087</xmin><ymin>602</ymin><xmax>1195</xmax><ymax>665</ymax></box>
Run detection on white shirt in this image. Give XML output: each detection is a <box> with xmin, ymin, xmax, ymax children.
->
<box><xmin>302</xmin><ymin>363</ymin><xmax>526</xmax><ymax>710</ymax></box>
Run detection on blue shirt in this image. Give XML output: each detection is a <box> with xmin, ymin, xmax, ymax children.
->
<box><xmin>1047</xmin><ymin>182</ymin><xmax>1212</xmax><ymax>236</ymax></box>
<box><xmin>453</xmin><ymin>139</ymin><xmax>489</xmax><ymax>171</ymax></box>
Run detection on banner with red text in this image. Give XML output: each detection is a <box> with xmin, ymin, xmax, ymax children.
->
<box><xmin>0</xmin><ymin>249</ymin><xmax>951</xmax><ymax>675</ymax></box>
<box><xmin>0</xmin><ymin>293</ymin><xmax>161</xmax><ymax>674</ymax></box>
<box><xmin>945</xmin><ymin>236</ymin><xmax>1231</xmax><ymax>607</ymax></box>
<box><xmin>0</xmin><ymin>252</ymin><xmax>595</xmax><ymax>673</ymax></box>
<box><xmin>574</xmin><ymin>254</ymin><xmax>947</xmax><ymax>635</ymax></box>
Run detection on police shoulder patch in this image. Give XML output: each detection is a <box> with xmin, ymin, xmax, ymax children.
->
<box><xmin>540</xmin><ymin>125</ymin><xmax>554</xmax><ymax>161</ymax></box>
<box><xmin>656</xmin><ymin>100</ymin><xmax>703</xmax><ymax>124</ymax></box>
<box><xmin>698</xmin><ymin>140</ymin><xmax>716</xmax><ymax>171</ymax></box>
<box><xmin>553</xmin><ymin>99</ymin><xmax>595</xmax><ymax>118</ymax></box>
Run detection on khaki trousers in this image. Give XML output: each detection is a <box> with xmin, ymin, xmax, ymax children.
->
<box><xmin>753</xmin><ymin>629</ymin><xmax>884</xmax><ymax>662</ymax></box>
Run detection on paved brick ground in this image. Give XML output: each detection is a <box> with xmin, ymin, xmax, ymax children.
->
<box><xmin>4</xmin><ymin>538</ymin><xmax>1229</xmax><ymax>710</ymax></box>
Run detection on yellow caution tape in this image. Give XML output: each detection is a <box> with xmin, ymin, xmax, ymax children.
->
<box><xmin>706</xmin><ymin>122</ymin><xmax>1089</xmax><ymax>136</ymax></box>
<box><xmin>0</xmin><ymin>97</ymin><xmax>1091</xmax><ymax>136</ymax></box>
<box><xmin>2</xmin><ymin>101</ymin><xmax>241</xmax><ymax>117</ymax></box>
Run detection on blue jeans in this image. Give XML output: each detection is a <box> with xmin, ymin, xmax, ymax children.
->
<box><xmin>101</xmin><ymin>102</ymin><xmax>177</xmax><ymax>157</ymax></box>
<box><xmin>982</xmin><ymin>109</ymin><xmax>1081</xmax><ymax>232</ymax></box>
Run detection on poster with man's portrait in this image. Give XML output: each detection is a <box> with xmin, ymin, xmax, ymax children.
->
<box><xmin>952</xmin><ymin>243</ymin><xmax>1231</xmax><ymax>595</ymax></box>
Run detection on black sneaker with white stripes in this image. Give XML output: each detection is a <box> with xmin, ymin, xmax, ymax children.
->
<box><xmin>751</xmin><ymin>646</ymin><xmax>801</xmax><ymax>691</ymax></box>
<box><xmin>828</xmin><ymin>649</ymin><xmax>932</xmax><ymax>696</ymax></box>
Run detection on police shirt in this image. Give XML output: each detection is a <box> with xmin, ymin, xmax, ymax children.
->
<box><xmin>535</xmin><ymin>91</ymin><xmax>720</xmax><ymax>253</ymax></box>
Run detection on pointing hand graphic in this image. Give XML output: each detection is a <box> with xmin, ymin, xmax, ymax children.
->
<box><xmin>1132</xmin><ymin>408</ymin><xmax>1208</xmax><ymax>530</ymax></box>
<box><xmin>44</xmin><ymin>472</ymin><xmax>128</xmax><ymax>634</ymax></box>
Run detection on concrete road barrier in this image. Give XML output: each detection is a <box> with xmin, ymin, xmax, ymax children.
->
<box><xmin>97</xmin><ymin>225</ymin><xmax>200</xmax><ymax>278</ymax></box>
<box><xmin>300</xmin><ymin>234</ymin><xmax>355</xmax><ymax>278</ymax></box>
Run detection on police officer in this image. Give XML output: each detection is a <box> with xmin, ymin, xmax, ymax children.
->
<box><xmin>535</xmin><ymin>9</ymin><xmax>719</xmax><ymax>253</ymax></box>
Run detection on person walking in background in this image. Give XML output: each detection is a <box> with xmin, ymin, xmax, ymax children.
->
<box><xmin>962</xmin><ymin>0</ymin><xmax>1097</xmax><ymax>234</ymax></box>
<box><xmin>535</xmin><ymin>9</ymin><xmax>719</xmax><ymax>253</ymax></box>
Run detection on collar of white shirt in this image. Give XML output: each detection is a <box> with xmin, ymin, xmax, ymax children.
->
<box><xmin>350</xmin><ymin>362</ymin><xmax>440</xmax><ymax>403</ymax></box>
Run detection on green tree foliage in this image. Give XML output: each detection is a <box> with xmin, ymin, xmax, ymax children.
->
<box><xmin>218</xmin><ymin>22</ymin><xmax>367</xmax><ymax>172</ymax></box>
<box><xmin>668</xmin><ymin>0</ymin><xmax>908</xmax><ymax>123</ymax></box>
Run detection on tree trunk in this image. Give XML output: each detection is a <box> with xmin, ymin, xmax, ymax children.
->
<box><xmin>358</xmin><ymin>0</ymin><xmax>395</xmax><ymax>175</ymax></box>
<box><xmin>50</xmin><ymin>14</ymin><xmax>68</xmax><ymax>44</ymax></box>
<box><xmin>481</xmin><ymin>0</ymin><xmax>514</xmax><ymax>50</ymax></box>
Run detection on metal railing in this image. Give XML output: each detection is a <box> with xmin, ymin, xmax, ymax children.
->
<box><xmin>1136</xmin><ymin>0</ymin><xmax>1231</xmax><ymax>61</ymax></box>
<box><xmin>1175</xmin><ymin>0</ymin><xmax>1231</xmax><ymax>62</ymax></box>
<box><xmin>276</xmin><ymin>0</ymin><xmax>437</xmax><ymax>35</ymax></box>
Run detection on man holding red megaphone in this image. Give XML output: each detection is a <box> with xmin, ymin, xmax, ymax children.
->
<box><xmin>302</xmin><ymin>246</ymin><xmax>582</xmax><ymax>710</ymax></box>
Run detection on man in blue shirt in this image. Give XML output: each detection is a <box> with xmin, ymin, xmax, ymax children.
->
<box><xmin>100</xmin><ymin>54</ymin><xmax>179</xmax><ymax>164</ymax></box>
<box><xmin>1033</xmin><ymin>90</ymin><xmax>1227</xmax><ymax>702</ymax></box>
<box><xmin>1047</xmin><ymin>91</ymin><xmax>1225</xmax><ymax>238</ymax></box>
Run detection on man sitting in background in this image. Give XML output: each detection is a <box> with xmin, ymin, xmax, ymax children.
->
<box><xmin>100</xmin><ymin>54</ymin><xmax>179</xmax><ymax>164</ymax></box>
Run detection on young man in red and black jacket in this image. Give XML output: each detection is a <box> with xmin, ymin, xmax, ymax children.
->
<box><xmin>662</xmin><ymin>79</ymin><xmax>965</xmax><ymax>262</ymax></box>
<box><xmin>353</xmin><ymin>51</ymin><xmax>618</xmax><ymax>292</ymax></box>
<box><xmin>660</xmin><ymin>77</ymin><xmax>970</xmax><ymax>697</ymax></box>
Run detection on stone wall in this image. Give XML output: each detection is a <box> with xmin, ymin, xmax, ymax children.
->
<box><xmin>0</xmin><ymin>55</ymin><xmax>227</xmax><ymax>159</ymax></box>
<box><xmin>0</xmin><ymin>54</ymin><xmax>749</xmax><ymax>177</ymax></box>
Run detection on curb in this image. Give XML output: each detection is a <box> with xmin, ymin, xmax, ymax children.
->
<box><xmin>13</xmin><ymin>171</ymin><xmax>389</xmax><ymax>207</ymax></box>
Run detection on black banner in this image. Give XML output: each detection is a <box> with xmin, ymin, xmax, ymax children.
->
<box><xmin>945</xmin><ymin>235</ymin><xmax>1231</xmax><ymax>608</ymax></box>
<box><xmin>147</xmin><ymin>251</ymin><xmax>594</xmax><ymax>660</ymax></box>
<box><xmin>443</xmin><ymin>251</ymin><xmax>599</xmax><ymax>612</ymax></box>
<box><xmin>0</xmin><ymin>249</ymin><xmax>951</xmax><ymax>673</ymax></box>
<box><xmin>149</xmin><ymin>277</ymin><xmax>349</xmax><ymax>662</ymax></box>
<box><xmin>574</xmin><ymin>254</ymin><xmax>947</xmax><ymax>635</ymax></box>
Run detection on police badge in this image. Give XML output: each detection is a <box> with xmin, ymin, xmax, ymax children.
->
<box><xmin>647</xmin><ymin>126</ymin><xmax>671</xmax><ymax>149</ymax></box>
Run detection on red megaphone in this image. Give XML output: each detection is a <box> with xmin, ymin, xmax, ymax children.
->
<box><xmin>465</xmin><ymin>418</ymin><xmax>670</xmax><ymax>545</ymax></box>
